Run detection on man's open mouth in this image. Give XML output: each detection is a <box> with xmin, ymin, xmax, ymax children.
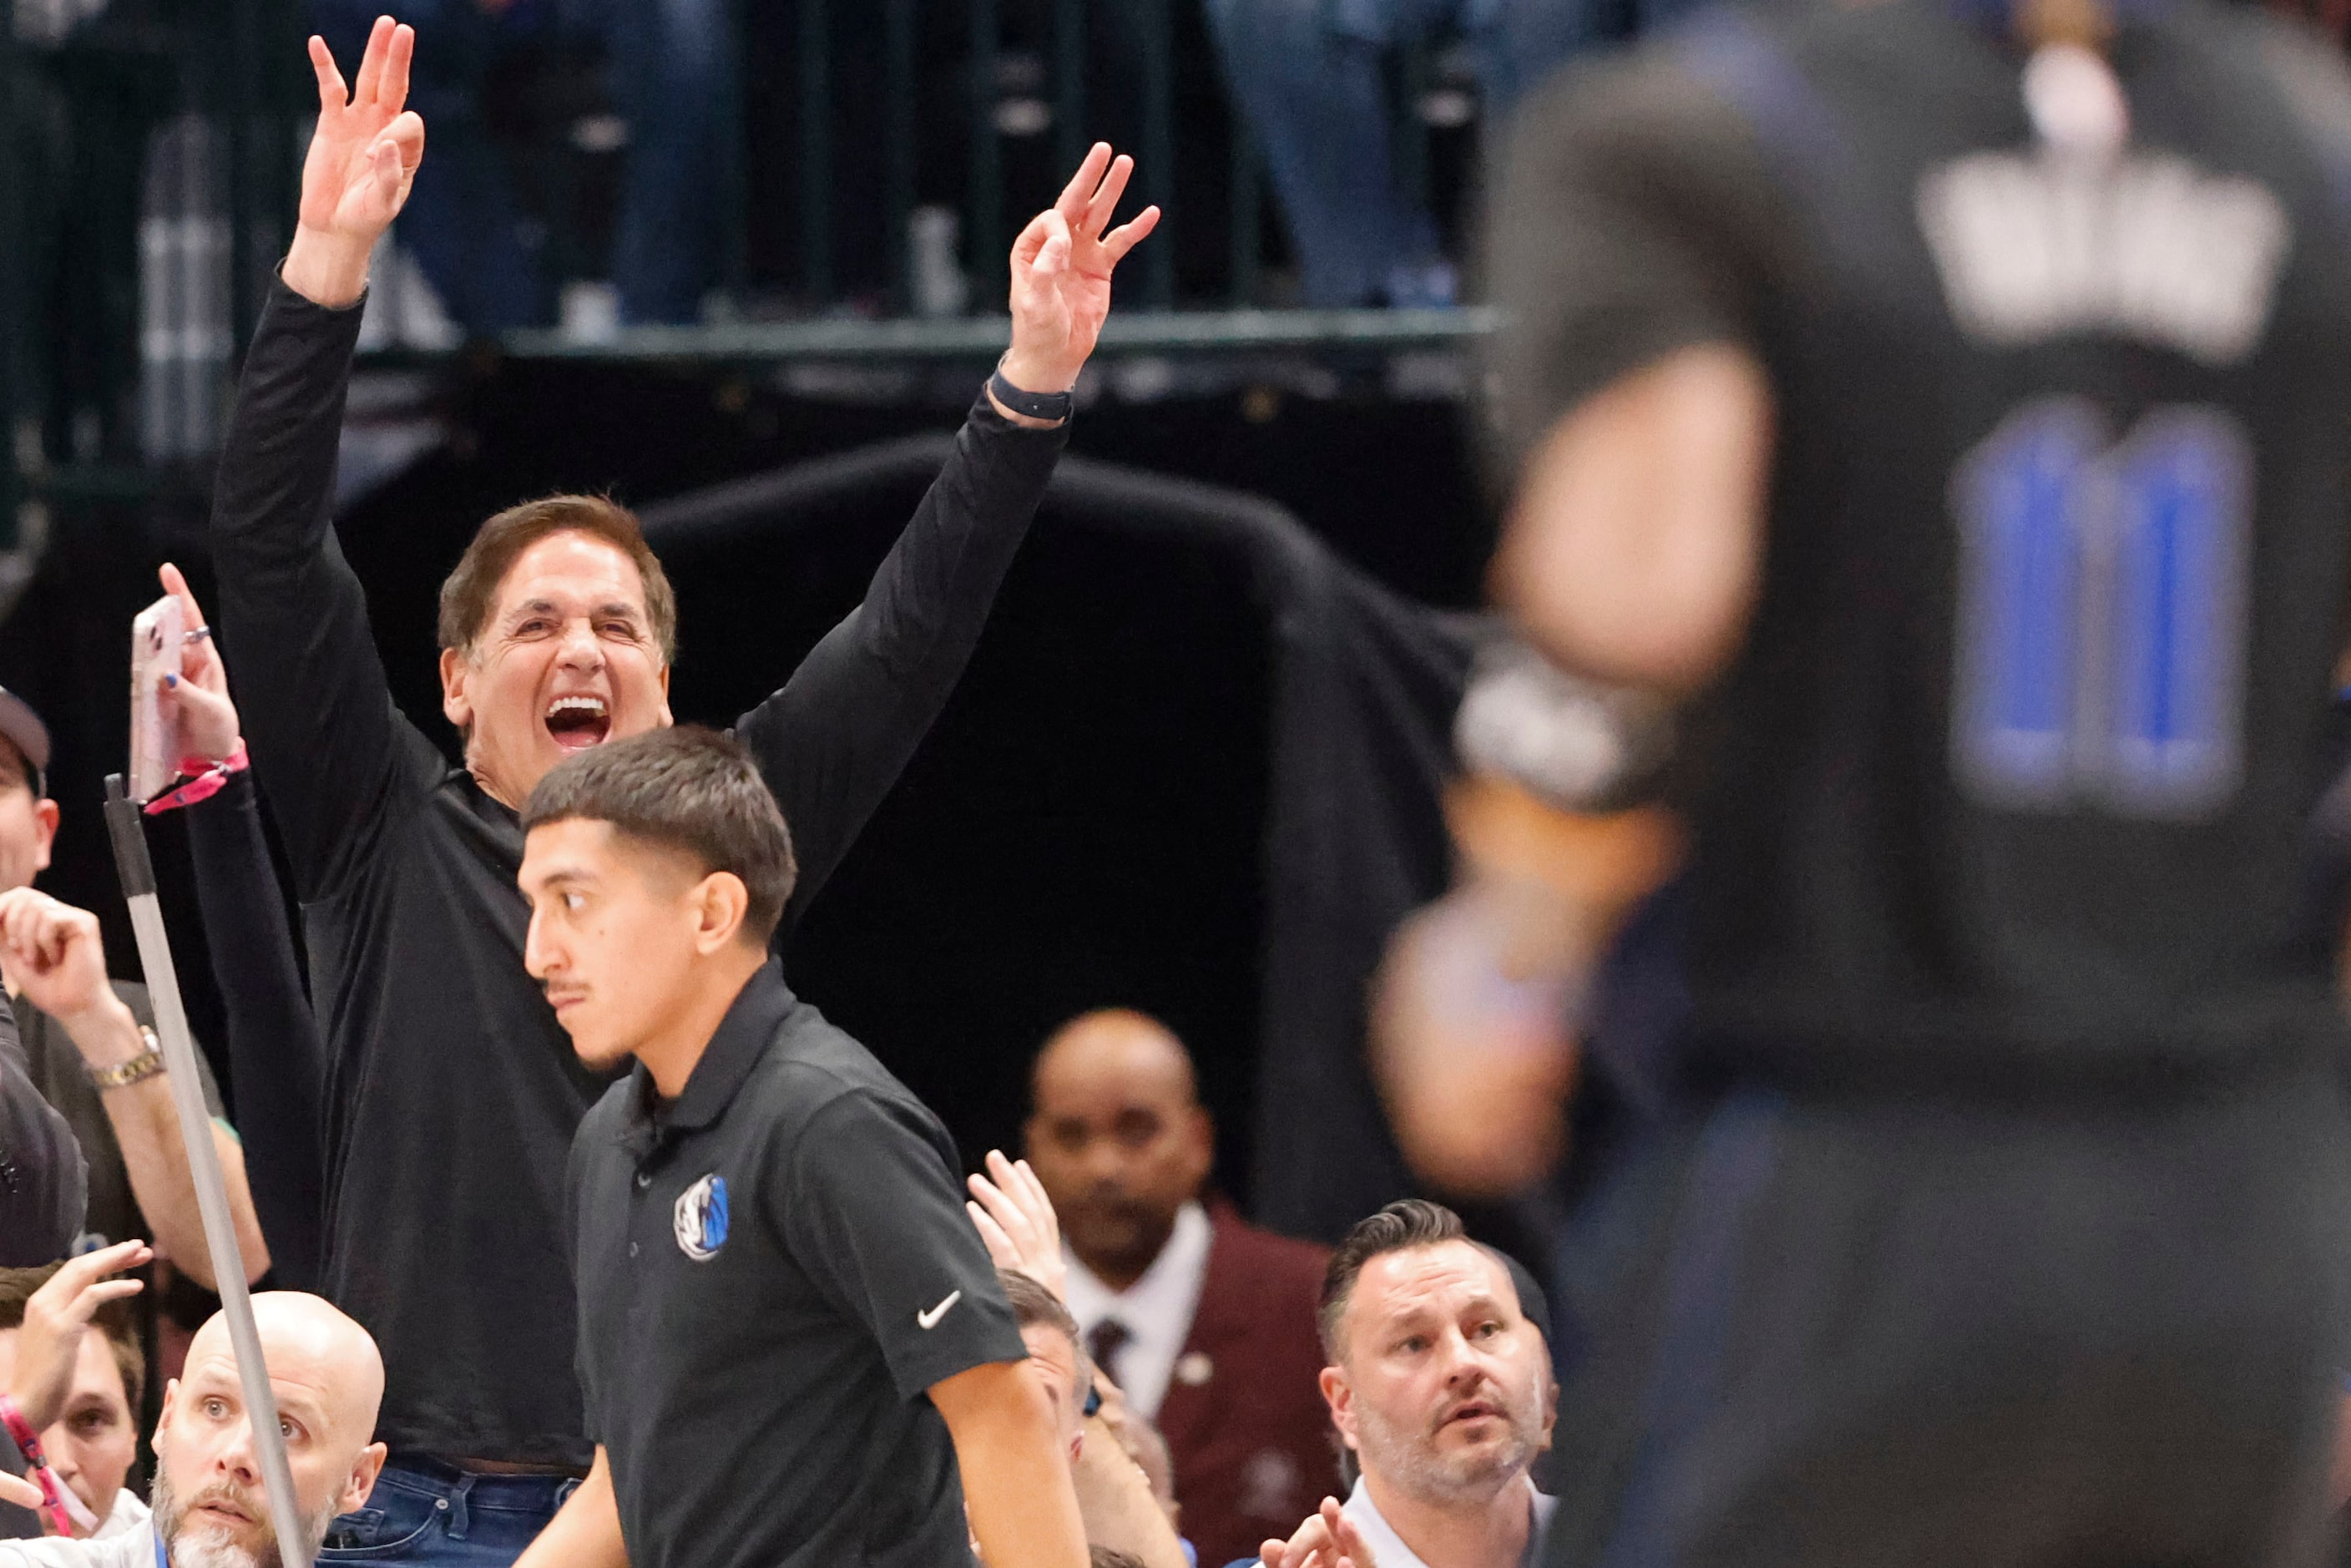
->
<box><xmin>546</xmin><ymin>695</ymin><xmax>611</xmax><ymax>751</ymax></box>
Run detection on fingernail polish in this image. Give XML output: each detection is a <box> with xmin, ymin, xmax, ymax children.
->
<box><xmin>164</xmin><ymin>673</ymin><xmax>178</xmax><ymax>689</ymax></box>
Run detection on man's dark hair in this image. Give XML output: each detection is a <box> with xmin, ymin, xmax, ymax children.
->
<box><xmin>523</xmin><ymin>726</ymin><xmax>796</xmax><ymax>943</ymax></box>
<box><xmin>0</xmin><ymin>1262</ymin><xmax>144</xmax><ymax>1415</ymax></box>
<box><xmin>438</xmin><ymin>493</ymin><xmax>679</xmax><ymax>662</ymax></box>
<box><xmin>1317</xmin><ymin>1198</ymin><xmax>1469</xmax><ymax>1362</ymax></box>
<box><xmin>998</xmin><ymin>1267</ymin><xmax>1083</xmax><ymax>1358</ymax></box>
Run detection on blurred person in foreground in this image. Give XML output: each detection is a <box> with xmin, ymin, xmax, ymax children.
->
<box><xmin>1251</xmin><ymin>1201</ymin><xmax>1556</xmax><ymax>1568</ymax></box>
<box><xmin>1373</xmin><ymin>643</ymin><xmax>1684</xmax><ymax>1203</ymax></box>
<box><xmin>0</xmin><ymin>1248</ymin><xmax>152</xmax><ymax>1541</ymax></box>
<box><xmin>1024</xmin><ymin>1010</ymin><xmax>1339</xmax><ymax>1567</ymax></box>
<box><xmin>0</xmin><ymin>679</ymin><xmax>265</xmax><ymax>1292</ymax></box>
<box><xmin>211</xmin><ymin>18</ymin><xmax>1156</xmax><ymax>1560</ymax></box>
<box><xmin>0</xmin><ymin>1291</ymin><xmax>387</xmax><ymax>1567</ymax></box>
<box><xmin>1484</xmin><ymin>0</ymin><xmax>2351</xmax><ymax>1560</ymax></box>
<box><xmin>513</xmin><ymin>727</ymin><xmax>1086</xmax><ymax>1568</ymax></box>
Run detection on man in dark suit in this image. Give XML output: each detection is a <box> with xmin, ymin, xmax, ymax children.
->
<box><xmin>1025</xmin><ymin>1010</ymin><xmax>1339</xmax><ymax>1568</ymax></box>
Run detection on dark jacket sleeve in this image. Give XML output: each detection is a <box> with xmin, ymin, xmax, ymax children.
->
<box><xmin>735</xmin><ymin>392</ymin><xmax>1067</xmax><ymax>935</ymax></box>
<box><xmin>0</xmin><ymin>988</ymin><xmax>85</xmax><ymax>1266</ymax></box>
<box><xmin>210</xmin><ymin>279</ymin><xmax>416</xmax><ymax>903</ymax></box>
<box><xmin>185</xmin><ymin>770</ymin><xmax>324</xmax><ymax>1292</ymax></box>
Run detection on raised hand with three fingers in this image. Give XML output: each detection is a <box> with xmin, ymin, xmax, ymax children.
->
<box><xmin>997</xmin><ymin>143</ymin><xmax>1162</xmax><ymax>407</ymax></box>
<box><xmin>284</xmin><ymin>14</ymin><xmax>427</xmax><ymax>308</ymax></box>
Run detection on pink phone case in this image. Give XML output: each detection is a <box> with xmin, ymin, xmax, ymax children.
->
<box><xmin>129</xmin><ymin>594</ymin><xmax>184</xmax><ymax>802</ymax></box>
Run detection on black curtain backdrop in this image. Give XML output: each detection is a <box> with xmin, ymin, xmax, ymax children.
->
<box><xmin>636</xmin><ymin>438</ymin><xmax>1490</xmax><ymax>1240</ymax></box>
<box><xmin>3</xmin><ymin>372</ymin><xmax>1499</xmax><ymax>1241</ymax></box>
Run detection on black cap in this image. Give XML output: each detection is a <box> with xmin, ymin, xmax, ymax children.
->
<box><xmin>0</xmin><ymin>687</ymin><xmax>49</xmax><ymax>798</ymax></box>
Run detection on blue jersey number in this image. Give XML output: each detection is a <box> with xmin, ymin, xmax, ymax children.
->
<box><xmin>1951</xmin><ymin>399</ymin><xmax>2252</xmax><ymax>819</ymax></box>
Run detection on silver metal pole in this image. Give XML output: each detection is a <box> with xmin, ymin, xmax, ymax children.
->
<box><xmin>103</xmin><ymin>776</ymin><xmax>311</xmax><ymax>1568</ymax></box>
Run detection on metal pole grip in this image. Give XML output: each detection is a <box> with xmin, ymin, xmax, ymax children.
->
<box><xmin>102</xmin><ymin>776</ymin><xmax>312</xmax><ymax>1568</ymax></box>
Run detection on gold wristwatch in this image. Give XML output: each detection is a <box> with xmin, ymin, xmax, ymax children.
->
<box><xmin>88</xmin><ymin>1026</ymin><xmax>167</xmax><ymax>1091</ymax></box>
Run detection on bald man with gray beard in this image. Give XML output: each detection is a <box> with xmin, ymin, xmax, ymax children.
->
<box><xmin>0</xmin><ymin>1294</ymin><xmax>387</xmax><ymax>1568</ymax></box>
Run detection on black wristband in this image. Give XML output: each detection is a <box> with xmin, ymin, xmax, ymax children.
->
<box><xmin>988</xmin><ymin>360</ymin><xmax>1074</xmax><ymax>423</ymax></box>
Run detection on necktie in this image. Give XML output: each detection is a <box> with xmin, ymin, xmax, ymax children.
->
<box><xmin>1086</xmin><ymin>1317</ymin><xmax>1133</xmax><ymax>1389</ymax></box>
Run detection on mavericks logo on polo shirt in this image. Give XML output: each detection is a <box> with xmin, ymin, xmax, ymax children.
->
<box><xmin>674</xmin><ymin>1174</ymin><xmax>730</xmax><ymax>1261</ymax></box>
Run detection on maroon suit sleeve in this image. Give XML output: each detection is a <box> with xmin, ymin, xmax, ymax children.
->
<box><xmin>1155</xmin><ymin>1211</ymin><xmax>1341</xmax><ymax>1568</ymax></box>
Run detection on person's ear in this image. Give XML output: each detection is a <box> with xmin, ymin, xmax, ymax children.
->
<box><xmin>30</xmin><ymin>798</ymin><xmax>56</xmax><ymax>876</ymax></box>
<box><xmin>1069</xmin><ymin>1431</ymin><xmax>1084</xmax><ymax>1466</ymax></box>
<box><xmin>1319</xmin><ymin>1365</ymin><xmax>1357</xmax><ymax>1450</ymax></box>
<box><xmin>693</xmin><ymin>872</ymin><xmax>750</xmax><ymax>954</ymax></box>
<box><xmin>344</xmin><ymin>1442</ymin><xmax>388</xmax><ymax>1514</ymax></box>
<box><xmin>1180</xmin><ymin>1105</ymin><xmax>1216</xmax><ymax>1186</ymax></box>
<box><xmin>440</xmin><ymin>646</ymin><xmax>474</xmax><ymax>733</ymax></box>
<box><xmin>154</xmin><ymin>1378</ymin><xmax>179</xmax><ymax>1439</ymax></box>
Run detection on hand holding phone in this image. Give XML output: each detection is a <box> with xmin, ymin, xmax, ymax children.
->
<box><xmin>153</xmin><ymin>564</ymin><xmax>239</xmax><ymax>766</ymax></box>
<box><xmin>128</xmin><ymin>594</ymin><xmax>184</xmax><ymax>803</ymax></box>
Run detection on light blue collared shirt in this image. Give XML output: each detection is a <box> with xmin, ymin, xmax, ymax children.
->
<box><xmin>1253</xmin><ymin>1474</ymin><xmax>1554</xmax><ymax>1568</ymax></box>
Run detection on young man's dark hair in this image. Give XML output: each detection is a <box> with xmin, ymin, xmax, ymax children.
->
<box><xmin>1316</xmin><ymin>1199</ymin><xmax>1466</xmax><ymax>1361</ymax></box>
<box><xmin>523</xmin><ymin>726</ymin><xmax>798</xmax><ymax>944</ymax></box>
<box><xmin>0</xmin><ymin>1262</ymin><xmax>145</xmax><ymax>1416</ymax></box>
<box><xmin>437</xmin><ymin>493</ymin><xmax>680</xmax><ymax>662</ymax></box>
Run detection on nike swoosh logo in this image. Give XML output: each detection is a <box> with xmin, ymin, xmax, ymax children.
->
<box><xmin>917</xmin><ymin>1290</ymin><xmax>963</xmax><ymax>1331</ymax></box>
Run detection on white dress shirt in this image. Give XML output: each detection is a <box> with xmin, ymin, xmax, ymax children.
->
<box><xmin>1253</xmin><ymin>1475</ymin><xmax>1555</xmax><ymax>1568</ymax></box>
<box><xmin>0</xmin><ymin>1507</ymin><xmax>154</xmax><ymax>1568</ymax></box>
<box><xmin>88</xmin><ymin>1492</ymin><xmax>147</xmax><ymax>1544</ymax></box>
<box><xmin>1062</xmin><ymin>1199</ymin><xmax>1213</xmax><ymax>1420</ymax></box>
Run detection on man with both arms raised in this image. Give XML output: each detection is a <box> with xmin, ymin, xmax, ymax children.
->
<box><xmin>208</xmin><ymin>14</ymin><xmax>1157</xmax><ymax>1562</ymax></box>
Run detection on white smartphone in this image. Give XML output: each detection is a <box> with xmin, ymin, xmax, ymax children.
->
<box><xmin>129</xmin><ymin>594</ymin><xmax>185</xmax><ymax>803</ymax></box>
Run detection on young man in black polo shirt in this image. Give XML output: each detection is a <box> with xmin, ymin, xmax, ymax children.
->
<box><xmin>511</xmin><ymin>726</ymin><xmax>1088</xmax><ymax>1568</ymax></box>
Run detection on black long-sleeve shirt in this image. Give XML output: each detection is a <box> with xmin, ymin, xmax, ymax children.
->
<box><xmin>0</xmin><ymin>986</ymin><xmax>84</xmax><ymax>1266</ymax></box>
<box><xmin>187</xmin><ymin>770</ymin><xmax>325</xmax><ymax>1293</ymax></box>
<box><xmin>211</xmin><ymin>280</ymin><xmax>1066</xmax><ymax>1464</ymax></box>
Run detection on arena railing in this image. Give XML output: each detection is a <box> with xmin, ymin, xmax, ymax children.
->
<box><xmin>0</xmin><ymin>0</ymin><xmax>1494</xmax><ymax>564</ymax></box>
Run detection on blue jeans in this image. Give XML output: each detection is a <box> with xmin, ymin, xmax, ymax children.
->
<box><xmin>1202</xmin><ymin>0</ymin><xmax>1693</xmax><ymax>306</ymax></box>
<box><xmin>317</xmin><ymin>1456</ymin><xmax>579</xmax><ymax>1566</ymax></box>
